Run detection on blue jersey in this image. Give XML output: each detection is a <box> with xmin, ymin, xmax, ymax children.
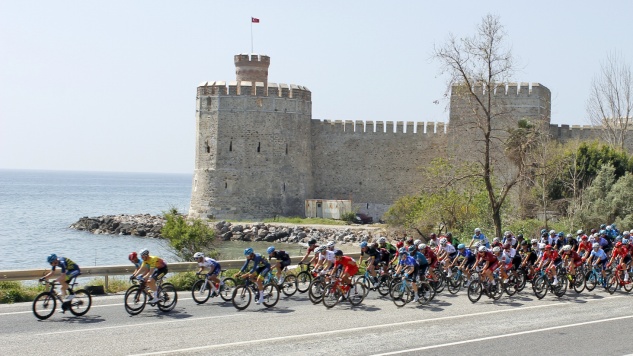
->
<box><xmin>411</xmin><ymin>251</ymin><xmax>428</xmax><ymax>266</ymax></box>
<box><xmin>133</xmin><ymin>258</ymin><xmax>143</xmax><ymax>269</ymax></box>
<box><xmin>52</xmin><ymin>257</ymin><xmax>80</xmax><ymax>274</ymax></box>
<box><xmin>473</xmin><ymin>233</ymin><xmax>490</xmax><ymax>248</ymax></box>
<box><xmin>590</xmin><ymin>249</ymin><xmax>608</xmax><ymax>261</ymax></box>
<box><xmin>240</xmin><ymin>253</ymin><xmax>270</xmax><ymax>273</ymax></box>
<box><xmin>399</xmin><ymin>256</ymin><xmax>418</xmax><ymax>267</ymax></box>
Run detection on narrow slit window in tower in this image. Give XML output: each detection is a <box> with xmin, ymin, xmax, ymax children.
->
<box><xmin>225</xmin><ymin>182</ymin><xmax>228</xmax><ymax>189</ymax></box>
<box><xmin>229</xmin><ymin>141</ymin><xmax>232</xmax><ymax>152</ymax></box>
<box><xmin>257</xmin><ymin>142</ymin><xmax>261</xmax><ymax>153</ymax></box>
<box><xmin>283</xmin><ymin>182</ymin><xmax>286</xmax><ymax>192</ymax></box>
<box><xmin>285</xmin><ymin>143</ymin><xmax>288</xmax><ymax>155</ymax></box>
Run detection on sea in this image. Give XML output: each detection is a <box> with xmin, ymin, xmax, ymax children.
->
<box><xmin>0</xmin><ymin>169</ymin><xmax>321</xmax><ymax>271</ymax></box>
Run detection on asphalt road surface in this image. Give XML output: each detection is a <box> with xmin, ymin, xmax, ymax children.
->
<box><xmin>2</xmin><ymin>284</ymin><xmax>633</xmax><ymax>355</ymax></box>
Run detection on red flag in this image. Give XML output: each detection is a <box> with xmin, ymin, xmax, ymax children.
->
<box><xmin>251</xmin><ymin>17</ymin><xmax>259</xmax><ymax>23</ymax></box>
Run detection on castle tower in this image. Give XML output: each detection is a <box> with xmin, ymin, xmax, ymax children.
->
<box><xmin>189</xmin><ymin>54</ymin><xmax>314</xmax><ymax>220</ymax></box>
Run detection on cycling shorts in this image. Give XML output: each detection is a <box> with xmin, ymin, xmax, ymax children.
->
<box><xmin>207</xmin><ymin>264</ymin><xmax>221</xmax><ymax>276</ymax></box>
<box><xmin>344</xmin><ymin>265</ymin><xmax>359</xmax><ymax>277</ymax></box>
<box><xmin>151</xmin><ymin>267</ymin><xmax>168</xmax><ymax>281</ymax></box>
<box><xmin>553</xmin><ymin>257</ymin><xmax>563</xmax><ymax>267</ymax></box>
<box><xmin>64</xmin><ymin>269</ymin><xmax>81</xmax><ymax>282</ymax></box>
<box><xmin>597</xmin><ymin>258</ymin><xmax>608</xmax><ymax>270</ymax></box>
<box><xmin>624</xmin><ymin>255</ymin><xmax>632</xmax><ymax>265</ymax></box>
<box><xmin>277</xmin><ymin>259</ymin><xmax>291</xmax><ymax>269</ymax></box>
<box><xmin>255</xmin><ymin>266</ymin><xmax>270</xmax><ymax>279</ymax></box>
<box><xmin>487</xmin><ymin>262</ymin><xmax>499</xmax><ymax>272</ymax></box>
<box><xmin>418</xmin><ymin>263</ymin><xmax>429</xmax><ymax>277</ymax></box>
<box><xmin>430</xmin><ymin>259</ymin><xmax>438</xmax><ymax>269</ymax></box>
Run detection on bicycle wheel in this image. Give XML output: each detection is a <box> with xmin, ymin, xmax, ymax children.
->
<box><xmin>231</xmin><ymin>285</ymin><xmax>252</xmax><ymax>310</ymax></box>
<box><xmin>356</xmin><ymin>275</ymin><xmax>372</xmax><ymax>297</ymax></box>
<box><xmin>504</xmin><ymin>276</ymin><xmax>518</xmax><ymax>297</ymax></box>
<box><xmin>308</xmin><ymin>279</ymin><xmax>325</xmax><ymax>304</ymax></box>
<box><xmin>515</xmin><ymin>269</ymin><xmax>527</xmax><ymax>292</ymax></box>
<box><xmin>322</xmin><ymin>283</ymin><xmax>341</xmax><ymax>308</ymax></box>
<box><xmin>296</xmin><ymin>271</ymin><xmax>312</xmax><ymax>293</ymax></box>
<box><xmin>377</xmin><ymin>279</ymin><xmax>391</xmax><ymax>296</ymax></box>
<box><xmin>281</xmin><ymin>275</ymin><xmax>297</xmax><ymax>297</ymax></box>
<box><xmin>32</xmin><ymin>292</ymin><xmax>56</xmax><ymax>320</ymax></box>
<box><xmin>262</xmin><ymin>283</ymin><xmax>280</xmax><ymax>308</ymax></box>
<box><xmin>68</xmin><ymin>289</ymin><xmax>92</xmax><ymax>316</ymax></box>
<box><xmin>553</xmin><ymin>278</ymin><xmax>567</xmax><ymax>297</ymax></box>
<box><xmin>348</xmin><ymin>282</ymin><xmax>366</xmax><ymax>306</ymax></box>
<box><xmin>467</xmin><ymin>281</ymin><xmax>482</xmax><ymax>303</ymax></box>
<box><xmin>124</xmin><ymin>285</ymin><xmax>147</xmax><ymax>316</ymax></box>
<box><xmin>490</xmin><ymin>281</ymin><xmax>503</xmax><ymax>301</ymax></box>
<box><xmin>624</xmin><ymin>272</ymin><xmax>633</xmax><ymax>292</ymax></box>
<box><xmin>533</xmin><ymin>276</ymin><xmax>548</xmax><ymax>299</ymax></box>
<box><xmin>157</xmin><ymin>283</ymin><xmax>178</xmax><ymax>312</ymax></box>
<box><xmin>418</xmin><ymin>281</ymin><xmax>436</xmax><ymax>304</ymax></box>
<box><xmin>192</xmin><ymin>279</ymin><xmax>211</xmax><ymax>304</ymax></box>
<box><xmin>572</xmin><ymin>270</ymin><xmax>585</xmax><ymax>293</ymax></box>
<box><xmin>390</xmin><ymin>281</ymin><xmax>408</xmax><ymax>307</ymax></box>
<box><xmin>447</xmin><ymin>274</ymin><xmax>462</xmax><ymax>295</ymax></box>
<box><xmin>432</xmin><ymin>271</ymin><xmax>446</xmax><ymax>293</ymax></box>
<box><xmin>219</xmin><ymin>278</ymin><xmax>237</xmax><ymax>302</ymax></box>
<box><xmin>585</xmin><ymin>271</ymin><xmax>597</xmax><ymax>292</ymax></box>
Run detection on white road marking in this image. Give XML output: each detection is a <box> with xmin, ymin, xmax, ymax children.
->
<box><xmin>34</xmin><ymin>313</ymin><xmax>246</xmax><ymax>336</ymax></box>
<box><xmin>130</xmin><ymin>295</ymin><xmax>623</xmax><ymax>355</ymax></box>
<box><xmin>372</xmin><ymin>314</ymin><xmax>633</xmax><ymax>355</ymax></box>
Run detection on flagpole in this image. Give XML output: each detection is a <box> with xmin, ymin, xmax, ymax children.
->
<box><xmin>250</xmin><ymin>19</ymin><xmax>253</xmax><ymax>53</ymax></box>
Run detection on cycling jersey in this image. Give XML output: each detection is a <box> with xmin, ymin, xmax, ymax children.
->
<box><xmin>380</xmin><ymin>243</ymin><xmax>397</xmax><ymax>257</ymax></box>
<box><xmin>334</xmin><ymin>256</ymin><xmax>359</xmax><ymax>276</ymax></box>
<box><xmin>240</xmin><ymin>253</ymin><xmax>270</xmax><ymax>274</ymax></box>
<box><xmin>361</xmin><ymin>247</ymin><xmax>381</xmax><ymax>261</ymax></box>
<box><xmin>590</xmin><ymin>248</ymin><xmax>608</xmax><ymax>261</ymax></box>
<box><xmin>198</xmin><ymin>257</ymin><xmax>220</xmax><ymax>270</ymax></box>
<box><xmin>318</xmin><ymin>251</ymin><xmax>336</xmax><ymax>263</ymax></box>
<box><xmin>52</xmin><ymin>257</ymin><xmax>80</xmax><ymax>274</ymax></box>
<box><xmin>306</xmin><ymin>244</ymin><xmax>319</xmax><ymax>254</ymax></box>
<box><xmin>399</xmin><ymin>256</ymin><xmax>418</xmax><ymax>267</ymax></box>
<box><xmin>411</xmin><ymin>251</ymin><xmax>428</xmax><ymax>266</ymax></box>
<box><xmin>132</xmin><ymin>258</ymin><xmax>143</xmax><ymax>269</ymax></box>
<box><xmin>472</xmin><ymin>233</ymin><xmax>490</xmax><ymax>248</ymax></box>
<box><xmin>142</xmin><ymin>256</ymin><xmax>167</xmax><ymax>269</ymax></box>
<box><xmin>423</xmin><ymin>249</ymin><xmax>438</xmax><ymax>267</ymax></box>
<box><xmin>443</xmin><ymin>244</ymin><xmax>456</xmax><ymax>256</ymax></box>
<box><xmin>270</xmin><ymin>250</ymin><xmax>290</xmax><ymax>262</ymax></box>
<box><xmin>578</xmin><ymin>241</ymin><xmax>592</xmax><ymax>253</ymax></box>
<box><xmin>482</xmin><ymin>252</ymin><xmax>498</xmax><ymax>264</ymax></box>
<box><xmin>612</xmin><ymin>246</ymin><xmax>629</xmax><ymax>259</ymax></box>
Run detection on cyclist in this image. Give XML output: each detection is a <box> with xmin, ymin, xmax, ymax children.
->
<box><xmin>520</xmin><ymin>240</ymin><xmax>539</xmax><ymax>278</ymax></box>
<box><xmin>584</xmin><ymin>242</ymin><xmax>609</xmax><ymax>286</ymax></box>
<box><xmin>420</xmin><ymin>243</ymin><xmax>439</xmax><ymax>282</ymax></box>
<box><xmin>537</xmin><ymin>245</ymin><xmax>560</xmax><ymax>286</ymax></box>
<box><xmin>607</xmin><ymin>241</ymin><xmax>631</xmax><ymax>282</ymax></box>
<box><xmin>560</xmin><ymin>245</ymin><xmax>582</xmax><ymax>277</ymax></box>
<box><xmin>131</xmin><ymin>249</ymin><xmax>168</xmax><ymax>304</ymax></box>
<box><xmin>314</xmin><ymin>245</ymin><xmax>336</xmax><ymax>272</ymax></box>
<box><xmin>359</xmin><ymin>241</ymin><xmax>382</xmax><ymax>287</ymax></box>
<box><xmin>577</xmin><ymin>234</ymin><xmax>592</xmax><ymax>257</ymax></box>
<box><xmin>330</xmin><ymin>250</ymin><xmax>359</xmax><ymax>292</ymax></box>
<box><xmin>41</xmin><ymin>254</ymin><xmax>80</xmax><ymax>302</ymax></box>
<box><xmin>503</xmin><ymin>231</ymin><xmax>517</xmax><ymax>248</ymax></box>
<box><xmin>326</xmin><ymin>240</ymin><xmax>337</xmax><ymax>252</ymax></box>
<box><xmin>298</xmin><ymin>238</ymin><xmax>320</xmax><ymax>265</ymax></box>
<box><xmin>469</xmin><ymin>228</ymin><xmax>490</xmax><ymax>248</ymax></box>
<box><xmin>439</xmin><ymin>237</ymin><xmax>457</xmax><ymax>276</ymax></box>
<box><xmin>453</xmin><ymin>244</ymin><xmax>476</xmax><ymax>286</ymax></box>
<box><xmin>128</xmin><ymin>251</ymin><xmax>148</xmax><ymax>277</ymax></box>
<box><xmin>377</xmin><ymin>237</ymin><xmax>397</xmax><ymax>265</ymax></box>
<box><xmin>475</xmin><ymin>245</ymin><xmax>499</xmax><ymax>285</ymax></box>
<box><xmin>395</xmin><ymin>247</ymin><xmax>420</xmax><ymax>302</ymax></box>
<box><xmin>492</xmin><ymin>246</ymin><xmax>511</xmax><ymax>284</ymax></box>
<box><xmin>238</xmin><ymin>248</ymin><xmax>270</xmax><ymax>304</ymax></box>
<box><xmin>194</xmin><ymin>252</ymin><xmax>222</xmax><ymax>296</ymax></box>
<box><xmin>267</xmin><ymin>246</ymin><xmax>291</xmax><ymax>284</ymax></box>
<box><xmin>411</xmin><ymin>244</ymin><xmax>429</xmax><ymax>282</ymax></box>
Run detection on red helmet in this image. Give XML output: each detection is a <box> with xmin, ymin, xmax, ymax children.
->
<box><xmin>616</xmin><ymin>242</ymin><xmax>623</xmax><ymax>248</ymax></box>
<box><xmin>545</xmin><ymin>245</ymin><xmax>552</xmax><ymax>250</ymax></box>
<box><xmin>128</xmin><ymin>252</ymin><xmax>138</xmax><ymax>261</ymax></box>
<box><xmin>396</xmin><ymin>241</ymin><xmax>404</xmax><ymax>248</ymax></box>
<box><xmin>581</xmin><ymin>235</ymin><xmax>588</xmax><ymax>241</ymax></box>
<box><xmin>430</xmin><ymin>233</ymin><xmax>437</xmax><ymax>239</ymax></box>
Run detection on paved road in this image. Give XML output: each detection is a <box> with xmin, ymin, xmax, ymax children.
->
<box><xmin>1</xmin><ymin>285</ymin><xmax>633</xmax><ymax>355</ymax></box>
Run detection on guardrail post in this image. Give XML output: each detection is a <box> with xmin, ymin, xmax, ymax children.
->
<box><xmin>105</xmin><ymin>275</ymin><xmax>109</xmax><ymax>292</ymax></box>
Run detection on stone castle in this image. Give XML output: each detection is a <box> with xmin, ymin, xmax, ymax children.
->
<box><xmin>188</xmin><ymin>54</ymin><xmax>613</xmax><ymax>221</ymax></box>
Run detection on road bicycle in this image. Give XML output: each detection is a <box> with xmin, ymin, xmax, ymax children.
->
<box><xmin>605</xmin><ymin>264</ymin><xmax>633</xmax><ymax>294</ymax></box>
<box><xmin>32</xmin><ymin>278</ymin><xmax>92</xmax><ymax>320</ymax></box>
<box><xmin>389</xmin><ymin>274</ymin><xmax>435</xmax><ymax>307</ymax></box>
<box><xmin>191</xmin><ymin>269</ymin><xmax>237</xmax><ymax>304</ymax></box>
<box><xmin>584</xmin><ymin>264</ymin><xmax>612</xmax><ymax>292</ymax></box>
<box><xmin>295</xmin><ymin>263</ymin><xmax>315</xmax><ymax>293</ymax></box>
<box><xmin>532</xmin><ymin>267</ymin><xmax>567</xmax><ymax>299</ymax></box>
<box><xmin>264</xmin><ymin>267</ymin><xmax>298</xmax><ymax>297</ymax></box>
<box><xmin>355</xmin><ymin>262</ymin><xmax>392</xmax><ymax>297</ymax></box>
<box><xmin>124</xmin><ymin>277</ymin><xmax>177</xmax><ymax>315</ymax></box>
<box><xmin>467</xmin><ymin>270</ymin><xmax>503</xmax><ymax>303</ymax></box>
<box><xmin>231</xmin><ymin>277</ymin><xmax>279</xmax><ymax>310</ymax></box>
<box><xmin>321</xmin><ymin>277</ymin><xmax>366</xmax><ymax>308</ymax></box>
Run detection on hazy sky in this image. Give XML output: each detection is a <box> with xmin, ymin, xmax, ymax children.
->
<box><xmin>1</xmin><ymin>1</ymin><xmax>631</xmax><ymax>174</ymax></box>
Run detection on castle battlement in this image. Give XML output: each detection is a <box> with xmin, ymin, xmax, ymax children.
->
<box><xmin>452</xmin><ymin>82</ymin><xmax>547</xmax><ymax>97</ymax></box>
<box><xmin>234</xmin><ymin>53</ymin><xmax>271</xmax><ymax>65</ymax></box>
<box><xmin>317</xmin><ymin>120</ymin><xmax>448</xmax><ymax>134</ymax></box>
<box><xmin>197</xmin><ymin>81</ymin><xmax>311</xmax><ymax>100</ymax></box>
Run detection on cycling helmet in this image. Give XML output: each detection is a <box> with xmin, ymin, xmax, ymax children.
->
<box><xmin>398</xmin><ymin>247</ymin><xmax>407</xmax><ymax>255</ymax></box>
<box><xmin>591</xmin><ymin>228</ymin><xmax>597</xmax><ymax>234</ymax></box>
<box><xmin>520</xmin><ymin>240</ymin><xmax>528</xmax><ymax>246</ymax></box>
<box><xmin>557</xmin><ymin>232</ymin><xmax>564</xmax><ymax>237</ymax></box>
<box><xmin>414</xmin><ymin>239</ymin><xmax>422</xmax><ymax>246</ymax></box>
<box><xmin>531</xmin><ymin>239</ymin><xmax>538</xmax><ymax>244</ymax></box>
<box><xmin>360</xmin><ymin>241</ymin><xmax>368</xmax><ymax>248</ymax></box>
<box><xmin>446</xmin><ymin>232</ymin><xmax>453</xmax><ymax>238</ymax></box>
<box><xmin>315</xmin><ymin>246</ymin><xmax>326</xmax><ymax>253</ymax></box>
<box><xmin>538</xmin><ymin>243</ymin><xmax>545</xmax><ymax>250</ymax></box>
<box><xmin>624</xmin><ymin>239</ymin><xmax>630</xmax><ymax>244</ymax></box>
<box><xmin>517</xmin><ymin>234</ymin><xmax>524</xmax><ymax>239</ymax></box>
<box><xmin>308</xmin><ymin>238</ymin><xmax>317</xmax><ymax>245</ymax></box>
<box><xmin>396</xmin><ymin>241</ymin><xmax>404</xmax><ymax>248</ymax></box>
<box><xmin>193</xmin><ymin>252</ymin><xmax>204</xmax><ymax>259</ymax></box>
<box><xmin>545</xmin><ymin>245</ymin><xmax>552</xmax><ymax>250</ymax></box>
<box><xmin>408</xmin><ymin>245</ymin><xmax>417</xmax><ymax>254</ymax></box>
<box><xmin>378</xmin><ymin>237</ymin><xmax>386</xmax><ymax>244</ymax></box>
<box><xmin>266</xmin><ymin>246</ymin><xmax>275</xmax><ymax>254</ymax></box>
<box><xmin>504</xmin><ymin>231</ymin><xmax>511</xmax><ymax>237</ymax></box>
<box><xmin>492</xmin><ymin>246</ymin><xmax>501</xmax><ymax>253</ymax></box>
<box><xmin>540</xmin><ymin>229</ymin><xmax>547</xmax><ymax>235</ymax></box>
<box><xmin>430</xmin><ymin>233</ymin><xmax>437</xmax><ymax>239</ymax></box>
<box><xmin>478</xmin><ymin>246</ymin><xmax>487</xmax><ymax>252</ymax></box>
<box><xmin>549</xmin><ymin>230</ymin><xmax>556</xmax><ymax>235</ymax></box>
<box><xmin>600</xmin><ymin>229</ymin><xmax>607</xmax><ymax>235</ymax></box>
<box><xmin>566</xmin><ymin>233</ymin><xmax>573</xmax><ymax>239</ymax></box>
<box><xmin>334</xmin><ymin>250</ymin><xmax>344</xmax><ymax>257</ymax></box>
<box><xmin>327</xmin><ymin>241</ymin><xmax>336</xmax><ymax>248</ymax></box>
<box><xmin>630</xmin><ymin>229</ymin><xmax>633</xmax><ymax>234</ymax></box>
<box><xmin>493</xmin><ymin>237</ymin><xmax>500</xmax><ymax>243</ymax></box>
<box><xmin>624</xmin><ymin>231</ymin><xmax>631</xmax><ymax>236</ymax></box>
<box><xmin>457</xmin><ymin>244</ymin><xmax>465</xmax><ymax>249</ymax></box>
<box><xmin>128</xmin><ymin>252</ymin><xmax>138</xmax><ymax>262</ymax></box>
<box><xmin>576</xmin><ymin>230</ymin><xmax>584</xmax><ymax>235</ymax></box>
<box><xmin>47</xmin><ymin>253</ymin><xmax>57</xmax><ymax>264</ymax></box>
<box><xmin>615</xmin><ymin>236</ymin><xmax>622</xmax><ymax>242</ymax></box>
<box><xmin>616</xmin><ymin>241</ymin><xmax>623</xmax><ymax>248</ymax></box>
<box><xmin>474</xmin><ymin>228</ymin><xmax>481</xmax><ymax>233</ymax></box>
<box><xmin>562</xmin><ymin>245</ymin><xmax>572</xmax><ymax>251</ymax></box>
<box><xmin>600</xmin><ymin>224</ymin><xmax>606</xmax><ymax>230</ymax></box>
<box><xmin>244</xmin><ymin>248</ymin><xmax>254</xmax><ymax>256</ymax></box>
<box><xmin>592</xmin><ymin>243</ymin><xmax>600</xmax><ymax>249</ymax></box>
<box><xmin>440</xmin><ymin>237</ymin><xmax>447</xmax><ymax>245</ymax></box>
<box><xmin>429</xmin><ymin>240</ymin><xmax>437</xmax><ymax>247</ymax></box>
<box><xmin>406</xmin><ymin>236</ymin><xmax>414</xmax><ymax>243</ymax></box>
<box><xmin>581</xmin><ymin>235</ymin><xmax>588</xmax><ymax>241</ymax></box>
<box><xmin>503</xmin><ymin>243</ymin><xmax>511</xmax><ymax>249</ymax></box>
<box><xmin>419</xmin><ymin>243</ymin><xmax>427</xmax><ymax>250</ymax></box>
<box><xmin>607</xmin><ymin>225</ymin><xmax>612</xmax><ymax>230</ymax></box>
<box><xmin>140</xmin><ymin>248</ymin><xmax>149</xmax><ymax>257</ymax></box>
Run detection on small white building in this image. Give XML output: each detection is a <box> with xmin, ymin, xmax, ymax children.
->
<box><xmin>305</xmin><ymin>199</ymin><xmax>352</xmax><ymax>219</ymax></box>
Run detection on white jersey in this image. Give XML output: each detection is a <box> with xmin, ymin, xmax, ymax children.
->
<box><xmin>443</xmin><ymin>244</ymin><xmax>456</xmax><ymax>254</ymax></box>
<box><xmin>318</xmin><ymin>251</ymin><xmax>336</xmax><ymax>263</ymax></box>
<box><xmin>198</xmin><ymin>257</ymin><xmax>219</xmax><ymax>268</ymax></box>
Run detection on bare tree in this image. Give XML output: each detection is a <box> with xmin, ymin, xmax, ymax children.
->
<box><xmin>433</xmin><ymin>14</ymin><xmax>540</xmax><ymax>238</ymax></box>
<box><xmin>587</xmin><ymin>52</ymin><xmax>633</xmax><ymax>150</ymax></box>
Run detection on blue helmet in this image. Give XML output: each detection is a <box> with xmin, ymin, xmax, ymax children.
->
<box><xmin>244</xmin><ymin>248</ymin><xmax>254</xmax><ymax>256</ymax></box>
<box><xmin>557</xmin><ymin>232</ymin><xmax>564</xmax><ymax>237</ymax></box>
<box><xmin>266</xmin><ymin>246</ymin><xmax>275</xmax><ymax>254</ymax></box>
<box><xmin>360</xmin><ymin>241</ymin><xmax>368</xmax><ymax>248</ymax></box>
<box><xmin>457</xmin><ymin>244</ymin><xmax>465</xmax><ymax>249</ymax></box>
<box><xmin>47</xmin><ymin>253</ymin><xmax>57</xmax><ymax>263</ymax></box>
<box><xmin>600</xmin><ymin>230</ymin><xmax>607</xmax><ymax>236</ymax></box>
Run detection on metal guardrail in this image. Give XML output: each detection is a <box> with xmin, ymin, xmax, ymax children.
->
<box><xmin>0</xmin><ymin>253</ymin><xmax>362</xmax><ymax>288</ymax></box>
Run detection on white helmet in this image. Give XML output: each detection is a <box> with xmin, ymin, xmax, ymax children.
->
<box><xmin>504</xmin><ymin>231</ymin><xmax>512</xmax><ymax>237</ymax></box>
<box><xmin>418</xmin><ymin>243</ymin><xmax>427</xmax><ymax>250</ymax></box>
<box><xmin>315</xmin><ymin>246</ymin><xmax>326</xmax><ymax>253</ymax></box>
<box><xmin>592</xmin><ymin>243</ymin><xmax>600</xmax><ymax>249</ymax></box>
<box><xmin>531</xmin><ymin>239</ymin><xmax>538</xmax><ymax>244</ymax></box>
<box><xmin>378</xmin><ymin>237</ymin><xmax>387</xmax><ymax>244</ymax></box>
<box><xmin>624</xmin><ymin>231</ymin><xmax>631</xmax><ymax>237</ymax></box>
<box><xmin>549</xmin><ymin>230</ymin><xmax>556</xmax><ymax>235</ymax></box>
<box><xmin>326</xmin><ymin>241</ymin><xmax>336</xmax><ymax>248</ymax></box>
<box><xmin>562</xmin><ymin>245</ymin><xmax>572</xmax><ymax>251</ymax></box>
<box><xmin>538</xmin><ymin>243</ymin><xmax>545</xmax><ymax>250</ymax></box>
<box><xmin>414</xmin><ymin>239</ymin><xmax>422</xmax><ymax>246</ymax></box>
<box><xmin>493</xmin><ymin>237</ymin><xmax>500</xmax><ymax>243</ymax></box>
<box><xmin>478</xmin><ymin>246</ymin><xmax>487</xmax><ymax>252</ymax></box>
<box><xmin>630</xmin><ymin>229</ymin><xmax>633</xmax><ymax>234</ymax></box>
<box><xmin>439</xmin><ymin>238</ymin><xmax>447</xmax><ymax>245</ymax></box>
<box><xmin>576</xmin><ymin>230</ymin><xmax>584</xmax><ymax>235</ymax></box>
<box><xmin>474</xmin><ymin>228</ymin><xmax>481</xmax><ymax>233</ymax></box>
<box><xmin>492</xmin><ymin>246</ymin><xmax>501</xmax><ymax>253</ymax></box>
<box><xmin>140</xmin><ymin>248</ymin><xmax>149</xmax><ymax>257</ymax></box>
<box><xmin>193</xmin><ymin>252</ymin><xmax>204</xmax><ymax>259</ymax></box>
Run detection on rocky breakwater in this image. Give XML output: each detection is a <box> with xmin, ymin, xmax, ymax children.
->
<box><xmin>70</xmin><ymin>214</ymin><xmax>165</xmax><ymax>238</ymax></box>
<box><xmin>214</xmin><ymin>221</ymin><xmax>385</xmax><ymax>246</ymax></box>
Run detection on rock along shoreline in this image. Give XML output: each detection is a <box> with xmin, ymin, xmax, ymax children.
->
<box><xmin>70</xmin><ymin>214</ymin><xmax>388</xmax><ymax>246</ymax></box>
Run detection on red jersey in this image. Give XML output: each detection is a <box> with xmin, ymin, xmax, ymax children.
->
<box><xmin>482</xmin><ymin>252</ymin><xmax>498</xmax><ymax>264</ymax></box>
<box><xmin>334</xmin><ymin>256</ymin><xmax>357</xmax><ymax>269</ymax></box>
<box><xmin>564</xmin><ymin>251</ymin><xmax>582</xmax><ymax>263</ymax></box>
<box><xmin>423</xmin><ymin>249</ymin><xmax>438</xmax><ymax>264</ymax></box>
<box><xmin>613</xmin><ymin>246</ymin><xmax>629</xmax><ymax>259</ymax></box>
<box><xmin>543</xmin><ymin>250</ymin><xmax>559</xmax><ymax>261</ymax></box>
<box><xmin>578</xmin><ymin>241</ymin><xmax>592</xmax><ymax>252</ymax></box>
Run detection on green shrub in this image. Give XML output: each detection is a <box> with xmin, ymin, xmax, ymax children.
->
<box><xmin>341</xmin><ymin>212</ymin><xmax>356</xmax><ymax>223</ymax></box>
<box><xmin>0</xmin><ymin>281</ymin><xmax>43</xmax><ymax>304</ymax></box>
<box><xmin>167</xmin><ymin>272</ymin><xmax>198</xmax><ymax>291</ymax></box>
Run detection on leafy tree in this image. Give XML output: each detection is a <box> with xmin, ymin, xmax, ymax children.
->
<box><xmin>161</xmin><ymin>208</ymin><xmax>217</xmax><ymax>261</ymax></box>
<box><xmin>577</xmin><ymin>164</ymin><xmax>617</xmax><ymax>228</ymax></box>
